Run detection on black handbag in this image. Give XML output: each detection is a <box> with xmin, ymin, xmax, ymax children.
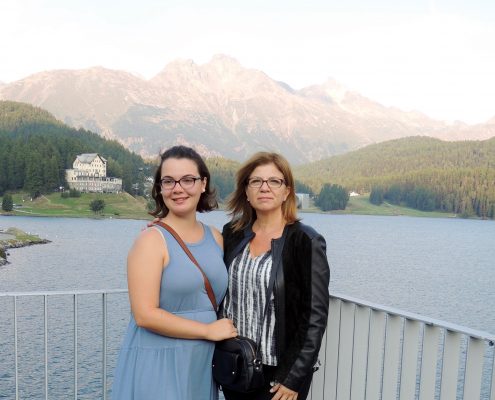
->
<box><xmin>212</xmin><ymin>335</ymin><xmax>264</xmax><ymax>393</ymax></box>
<box><xmin>212</xmin><ymin>227</ymin><xmax>288</xmax><ymax>393</ymax></box>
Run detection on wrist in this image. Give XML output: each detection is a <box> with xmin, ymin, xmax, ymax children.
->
<box><xmin>200</xmin><ymin>322</ymin><xmax>210</xmax><ymax>340</ymax></box>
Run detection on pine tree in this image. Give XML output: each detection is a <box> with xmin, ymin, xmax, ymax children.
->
<box><xmin>316</xmin><ymin>184</ymin><xmax>349</xmax><ymax>211</ymax></box>
<box><xmin>89</xmin><ymin>199</ymin><xmax>105</xmax><ymax>214</ymax></box>
<box><xmin>2</xmin><ymin>193</ymin><xmax>13</xmax><ymax>212</ymax></box>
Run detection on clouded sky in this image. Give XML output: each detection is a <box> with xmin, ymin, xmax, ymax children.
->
<box><xmin>1</xmin><ymin>0</ymin><xmax>494</xmax><ymax>123</ymax></box>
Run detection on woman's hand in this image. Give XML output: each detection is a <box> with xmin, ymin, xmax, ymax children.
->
<box><xmin>204</xmin><ymin>318</ymin><xmax>238</xmax><ymax>341</ymax></box>
<box><xmin>270</xmin><ymin>383</ymin><xmax>298</xmax><ymax>400</ymax></box>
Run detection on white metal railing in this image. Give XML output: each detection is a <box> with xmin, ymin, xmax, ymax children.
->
<box><xmin>1</xmin><ymin>290</ymin><xmax>494</xmax><ymax>399</ymax></box>
<box><xmin>0</xmin><ymin>289</ymin><xmax>128</xmax><ymax>400</ymax></box>
<box><xmin>308</xmin><ymin>293</ymin><xmax>495</xmax><ymax>400</ymax></box>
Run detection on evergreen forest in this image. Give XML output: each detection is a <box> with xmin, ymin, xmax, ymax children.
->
<box><xmin>295</xmin><ymin>136</ymin><xmax>495</xmax><ymax>218</ymax></box>
<box><xmin>0</xmin><ymin>101</ymin><xmax>149</xmax><ymax>197</ymax></box>
<box><xmin>205</xmin><ymin>157</ymin><xmax>239</xmax><ymax>201</ymax></box>
<box><xmin>2</xmin><ymin>101</ymin><xmax>495</xmax><ymax>219</ymax></box>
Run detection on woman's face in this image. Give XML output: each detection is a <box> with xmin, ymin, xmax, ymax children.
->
<box><xmin>159</xmin><ymin>157</ymin><xmax>206</xmax><ymax>217</ymax></box>
<box><xmin>245</xmin><ymin>163</ymin><xmax>289</xmax><ymax>214</ymax></box>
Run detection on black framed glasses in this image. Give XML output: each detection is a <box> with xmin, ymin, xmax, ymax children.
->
<box><xmin>160</xmin><ymin>176</ymin><xmax>202</xmax><ymax>190</ymax></box>
<box><xmin>247</xmin><ymin>177</ymin><xmax>286</xmax><ymax>189</ymax></box>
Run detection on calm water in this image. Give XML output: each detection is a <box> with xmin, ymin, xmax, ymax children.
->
<box><xmin>1</xmin><ymin>212</ymin><xmax>494</xmax><ymax>398</ymax></box>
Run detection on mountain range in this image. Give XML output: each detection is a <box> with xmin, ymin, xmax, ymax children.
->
<box><xmin>1</xmin><ymin>54</ymin><xmax>494</xmax><ymax>164</ymax></box>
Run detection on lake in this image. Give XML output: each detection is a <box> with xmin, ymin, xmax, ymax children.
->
<box><xmin>1</xmin><ymin>212</ymin><xmax>494</xmax><ymax>398</ymax></box>
<box><xmin>1</xmin><ymin>212</ymin><xmax>494</xmax><ymax>330</ymax></box>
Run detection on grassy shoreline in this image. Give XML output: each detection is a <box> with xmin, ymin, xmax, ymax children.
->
<box><xmin>0</xmin><ymin>227</ymin><xmax>51</xmax><ymax>265</ymax></box>
<box><xmin>323</xmin><ymin>195</ymin><xmax>458</xmax><ymax>218</ymax></box>
<box><xmin>1</xmin><ymin>192</ymin><xmax>151</xmax><ymax>220</ymax></box>
<box><xmin>0</xmin><ymin>192</ymin><xmax>465</xmax><ymax>220</ymax></box>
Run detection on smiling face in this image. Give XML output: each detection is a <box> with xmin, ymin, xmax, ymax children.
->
<box><xmin>245</xmin><ymin>163</ymin><xmax>290</xmax><ymax>215</ymax></box>
<box><xmin>160</xmin><ymin>157</ymin><xmax>206</xmax><ymax>217</ymax></box>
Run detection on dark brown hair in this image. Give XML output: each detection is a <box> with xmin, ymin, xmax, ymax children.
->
<box><xmin>149</xmin><ymin>146</ymin><xmax>218</xmax><ymax>218</ymax></box>
<box><xmin>227</xmin><ymin>152</ymin><xmax>298</xmax><ymax>231</ymax></box>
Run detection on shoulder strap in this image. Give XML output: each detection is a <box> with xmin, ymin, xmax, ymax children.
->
<box><xmin>154</xmin><ymin>221</ymin><xmax>217</xmax><ymax>311</ymax></box>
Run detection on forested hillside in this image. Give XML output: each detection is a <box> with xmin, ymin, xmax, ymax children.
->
<box><xmin>205</xmin><ymin>157</ymin><xmax>239</xmax><ymax>201</ymax></box>
<box><xmin>0</xmin><ymin>101</ymin><xmax>149</xmax><ymax>197</ymax></box>
<box><xmin>2</xmin><ymin>100</ymin><xmax>494</xmax><ymax>218</ymax></box>
<box><xmin>295</xmin><ymin>136</ymin><xmax>495</xmax><ymax>218</ymax></box>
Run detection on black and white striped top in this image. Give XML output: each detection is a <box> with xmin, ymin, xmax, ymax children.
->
<box><xmin>221</xmin><ymin>243</ymin><xmax>278</xmax><ymax>366</ymax></box>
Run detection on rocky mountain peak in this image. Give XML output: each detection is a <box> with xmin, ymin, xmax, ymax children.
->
<box><xmin>0</xmin><ymin>55</ymin><xmax>493</xmax><ymax>164</ymax></box>
<box><xmin>320</xmin><ymin>78</ymin><xmax>350</xmax><ymax>103</ymax></box>
<box><xmin>209</xmin><ymin>53</ymin><xmax>242</xmax><ymax>67</ymax></box>
<box><xmin>150</xmin><ymin>58</ymin><xmax>201</xmax><ymax>86</ymax></box>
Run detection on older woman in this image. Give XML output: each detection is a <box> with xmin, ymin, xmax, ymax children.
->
<box><xmin>220</xmin><ymin>152</ymin><xmax>330</xmax><ymax>400</ymax></box>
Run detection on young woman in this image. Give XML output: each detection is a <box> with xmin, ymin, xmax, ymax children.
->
<box><xmin>112</xmin><ymin>146</ymin><xmax>237</xmax><ymax>400</ymax></box>
<box><xmin>220</xmin><ymin>152</ymin><xmax>330</xmax><ymax>400</ymax></box>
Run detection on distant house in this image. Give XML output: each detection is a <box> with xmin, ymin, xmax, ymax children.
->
<box><xmin>65</xmin><ymin>153</ymin><xmax>122</xmax><ymax>193</ymax></box>
<box><xmin>295</xmin><ymin>193</ymin><xmax>310</xmax><ymax>209</ymax></box>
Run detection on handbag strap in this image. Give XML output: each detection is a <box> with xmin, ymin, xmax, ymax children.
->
<box><xmin>254</xmin><ymin>225</ymin><xmax>289</xmax><ymax>351</ymax></box>
<box><xmin>154</xmin><ymin>221</ymin><xmax>218</xmax><ymax>311</ymax></box>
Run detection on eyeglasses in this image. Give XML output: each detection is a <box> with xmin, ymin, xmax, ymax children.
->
<box><xmin>247</xmin><ymin>177</ymin><xmax>286</xmax><ymax>189</ymax></box>
<box><xmin>159</xmin><ymin>176</ymin><xmax>202</xmax><ymax>190</ymax></box>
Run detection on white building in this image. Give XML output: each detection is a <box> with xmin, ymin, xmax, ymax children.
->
<box><xmin>295</xmin><ymin>193</ymin><xmax>310</xmax><ymax>209</ymax></box>
<box><xmin>65</xmin><ymin>154</ymin><xmax>122</xmax><ymax>193</ymax></box>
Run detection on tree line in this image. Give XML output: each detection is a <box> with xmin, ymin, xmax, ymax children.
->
<box><xmin>3</xmin><ymin>101</ymin><xmax>493</xmax><ymax>217</ymax></box>
<box><xmin>295</xmin><ymin>136</ymin><xmax>495</xmax><ymax>218</ymax></box>
<box><xmin>368</xmin><ymin>168</ymin><xmax>495</xmax><ymax>218</ymax></box>
<box><xmin>0</xmin><ymin>101</ymin><xmax>350</xmax><ymax>211</ymax></box>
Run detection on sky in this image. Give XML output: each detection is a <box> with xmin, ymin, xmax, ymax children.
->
<box><xmin>1</xmin><ymin>0</ymin><xmax>495</xmax><ymax>124</ymax></box>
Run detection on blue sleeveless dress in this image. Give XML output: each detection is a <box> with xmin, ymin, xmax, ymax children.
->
<box><xmin>111</xmin><ymin>224</ymin><xmax>228</xmax><ymax>400</ymax></box>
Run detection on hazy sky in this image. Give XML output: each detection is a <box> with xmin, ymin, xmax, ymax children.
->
<box><xmin>1</xmin><ymin>0</ymin><xmax>494</xmax><ymax>124</ymax></box>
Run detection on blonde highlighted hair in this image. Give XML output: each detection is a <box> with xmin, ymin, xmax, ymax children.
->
<box><xmin>226</xmin><ymin>152</ymin><xmax>298</xmax><ymax>231</ymax></box>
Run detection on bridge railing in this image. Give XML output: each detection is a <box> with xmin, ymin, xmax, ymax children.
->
<box><xmin>1</xmin><ymin>290</ymin><xmax>494</xmax><ymax>399</ymax></box>
<box><xmin>309</xmin><ymin>293</ymin><xmax>495</xmax><ymax>400</ymax></box>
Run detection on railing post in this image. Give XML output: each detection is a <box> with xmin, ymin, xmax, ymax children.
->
<box><xmin>439</xmin><ymin>330</ymin><xmax>462</xmax><ymax>400</ymax></box>
<box><xmin>14</xmin><ymin>296</ymin><xmax>19</xmax><ymax>400</ymax></box>
<box><xmin>365</xmin><ymin>310</ymin><xmax>386</xmax><ymax>400</ymax></box>
<box><xmin>490</xmin><ymin>341</ymin><xmax>495</xmax><ymax>400</ymax></box>
<box><xmin>399</xmin><ymin>319</ymin><xmax>421</xmax><ymax>400</ymax></box>
<box><xmin>350</xmin><ymin>305</ymin><xmax>370</xmax><ymax>400</ymax></box>
<box><xmin>381</xmin><ymin>314</ymin><xmax>401</xmax><ymax>400</ymax></box>
<box><xmin>102</xmin><ymin>292</ymin><xmax>107</xmax><ymax>400</ymax></box>
<box><xmin>336</xmin><ymin>301</ymin><xmax>355</xmax><ymax>399</ymax></box>
<box><xmin>462</xmin><ymin>336</ymin><xmax>484</xmax><ymax>399</ymax></box>
<box><xmin>74</xmin><ymin>294</ymin><xmax>78</xmax><ymax>399</ymax></box>
<box><xmin>324</xmin><ymin>297</ymin><xmax>342</xmax><ymax>400</ymax></box>
<box><xmin>419</xmin><ymin>324</ymin><xmax>441</xmax><ymax>400</ymax></box>
<box><xmin>44</xmin><ymin>295</ymin><xmax>48</xmax><ymax>400</ymax></box>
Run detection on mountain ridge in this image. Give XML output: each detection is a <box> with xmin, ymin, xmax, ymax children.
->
<box><xmin>1</xmin><ymin>54</ymin><xmax>493</xmax><ymax>164</ymax></box>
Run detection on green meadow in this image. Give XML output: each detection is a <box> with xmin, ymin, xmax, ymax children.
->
<box><xmin>1</xmin><ymin>192</ymin><xmax>150</xmax><ymax>219</ymax></box>
<box><xmin>1</xmin><ymin>192</ymin><xmax>458</xmax><ymax>220</ymax></box>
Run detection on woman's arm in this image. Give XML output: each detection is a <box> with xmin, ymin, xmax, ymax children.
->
<box><xmin>128</xmin><ymin>228</ymin><xmax>236</xmax><ymax>341</ymax></box>
<box><xmin>210</xmin><ymin>225</ymin><xmax>224</xmax><ymax>249</ymax></box>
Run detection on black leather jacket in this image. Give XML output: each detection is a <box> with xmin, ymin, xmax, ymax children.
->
<box><xmin>222</xmin><ymin>220</ymin><xmax>330</xmax><ymax>392</ymax></box>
